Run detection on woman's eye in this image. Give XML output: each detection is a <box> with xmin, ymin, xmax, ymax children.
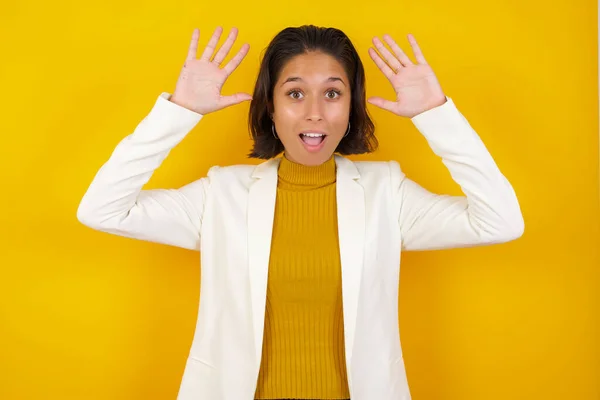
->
<box><xmin>326</xmin><ymin>90</ymin><xmax>340</xmax><ymax>99</ymax></box>
<box><xmin>289</xmin><ymin>90</ymin><xmax>303</xmax><ymax>99</ymax></box>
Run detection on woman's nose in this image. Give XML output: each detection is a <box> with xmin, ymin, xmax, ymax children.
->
<box><xmin>305</xmin><ymin>98</ymin><xmax>324</xmax><ymax>121</ymax></box>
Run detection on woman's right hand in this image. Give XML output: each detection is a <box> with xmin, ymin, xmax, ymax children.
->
<box><xmin>170</xmin><ymin>27</ymin><xmax>252</xmax><ymax>115</ymax></box>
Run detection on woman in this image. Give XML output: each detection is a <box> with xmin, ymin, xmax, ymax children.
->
<box><xmin>77</xmin><ymin>25</ymin><xmax>524</xmax><ymax>400</ymax></box>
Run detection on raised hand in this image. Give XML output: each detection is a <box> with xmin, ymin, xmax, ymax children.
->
<box><xmin>171</xmin><ymin>27</ymin><xmax>252</xmax><ymax>115</ymax></box>
<box><xmin>367</xmin><ymin>34</ymin><xmax>446</xmax><ymax>118</ymax></box>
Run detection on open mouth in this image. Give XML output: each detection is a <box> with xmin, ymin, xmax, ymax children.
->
<box><xmin>299</xmin><ymin>132</ymin><xmax>326</xmax><ymax>146</ymax></box>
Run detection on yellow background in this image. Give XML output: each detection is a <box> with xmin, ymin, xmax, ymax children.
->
<box><xmin>1</xmin><ymin>0</ymin><xmax>598</xmax><ymax>399</ymax></box>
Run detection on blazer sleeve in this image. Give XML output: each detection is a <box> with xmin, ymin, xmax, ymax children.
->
<box><xmin>76</xmin><ymin>92</ymin><xmax>213</xmax><ymax>251</ymax></box>
<box><xmin>390</xmin><ymin>96</ymin><xmax>524</xmax><ymax>252</ymax></box>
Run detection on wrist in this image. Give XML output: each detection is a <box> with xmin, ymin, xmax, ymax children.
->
<box><xmin>169</xmin><ymin>94</ymin><xmax>186</xmax><ymax>108</ymax></box>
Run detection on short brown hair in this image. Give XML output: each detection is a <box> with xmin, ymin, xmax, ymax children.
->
<box><xmin>248</xmin><ymin>25</ymin><xmax>377</xmax><ymax>159</ymax></box>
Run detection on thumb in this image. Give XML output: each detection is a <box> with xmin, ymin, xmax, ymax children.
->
<box><xmin>219</xmin><ymin>92</ymin><xmax>253</xmax><ymax>109</ymax></box>
<box><xmin>367</xmin><ymin>96</ymin><xmax>397</xmax><ymax>114</ymax></box>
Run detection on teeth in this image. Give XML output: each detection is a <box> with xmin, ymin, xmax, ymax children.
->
<box><xmin>301</xmin><ymin>133</ymin><xmax>325</xmax><ymax>137</ymax></box>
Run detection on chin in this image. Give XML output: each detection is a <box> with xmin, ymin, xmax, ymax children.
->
<box><xmin>285</xmin><ymin>147</ymin><xmax>336</xmax><ymax>166</ymax></box>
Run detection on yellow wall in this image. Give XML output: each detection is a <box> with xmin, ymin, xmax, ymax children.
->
<box><xmin>1</xmin><ymin>0</ymin><xmax>598</xmax><ymax>399</ymax></box>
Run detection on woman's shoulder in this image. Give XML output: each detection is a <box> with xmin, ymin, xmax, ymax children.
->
<box><xmin>352</xmin><ymin>159</ymin><xmax>403</xmax><ymax>174</ymax></box>
<box><xmin>331</xmin><ymin>156</ymin><xmax>404</xmax><ymax>187</ymax></box>
<box><xmin>205</xmin><ymin>163</ymin><xmax>260</xmax><ymax>179</ymax></box>
<box><xmin>203</xmin><ymin>158</ymin><xmax>279</xmax><ymax>185</ymax></box>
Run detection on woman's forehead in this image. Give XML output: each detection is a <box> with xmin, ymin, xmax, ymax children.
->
<box><xmin>278</xmin><ymin>52</ymin><xmax>348</xmax><ymax>84</ymax></box>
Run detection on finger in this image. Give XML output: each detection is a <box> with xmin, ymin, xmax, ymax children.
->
<box><xmin>212</xmin><ymin>27</ymin><xmax>239</xmax><ymax>65</ymax></box>
<box><xmin>200</xmin><ymin>26</ymin><xmax>223</xmax><ymax>61</ymax></box>
<box><xmin>222</xmin><ymin>43</ymin><xmax>250</xmax><ymax>76</ymax></box>
<box><xmin>219</xmin><ymin>92</ymin><xmax>253</xmax><ymax>109</ymax></box>
<box><xmin>368</xmin><ymin>47</ymin><xmax>395</xmax><ymax>81</ymax></box>
<box><xmin>372</xmin><ymin>37</ymin><xmax>404</xmax><ymax>71</ymax></box>
<box><xmin>407</xmin><ymin>34</ymin><xmax>428</xmax><ymax>64</ymax></box>
<box><xmin>186</xmin><ymin>28</ymin><xmax>200</xmax><ymax>61</ymax></box>
<box><xmin>367</xmin><ymin>96</ymin><xmax>397</xmax><ymax>113</ymax></box>
<box><xmin>382</xmin><ymin>34</ymin><xmax>414</xmax><ymax>66</ymax></box>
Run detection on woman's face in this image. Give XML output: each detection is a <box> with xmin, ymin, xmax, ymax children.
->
<box><xmin>271</xmin><ymin>51</ymin><xmax>352</xmax><ymax>166</ymax></box>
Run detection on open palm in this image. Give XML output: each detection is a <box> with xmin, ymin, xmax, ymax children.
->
<box><xmin>367</xmin><ymin>34</ymin><xmax>446</xmax><ymax>118</ymax></box>
<box><xmin>171</xmin><ymin>27</ymin><xmax>252</xmax><ymax>115</ymax></box>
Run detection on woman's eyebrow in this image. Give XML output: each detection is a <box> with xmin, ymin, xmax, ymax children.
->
<box><xmin>280</xmin><ymin>76</ymin><xmax>346</xmax><ymax>86</ymax></box>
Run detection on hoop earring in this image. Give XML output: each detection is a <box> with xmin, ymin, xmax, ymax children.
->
<box><xmin>272</xmin><ymin>123</ymin><xmax>279</xmax><ymax>140</ymax></box>
<box><xmin>343</xmin><ymin>122</ymin><xmax>351</xmax><ymax>138</ymax></box>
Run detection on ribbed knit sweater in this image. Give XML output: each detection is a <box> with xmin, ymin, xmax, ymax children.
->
<box><xmin>253</xmin><ymin>154</ymin><xmax>350</xmax><ymax>400</ymax></box>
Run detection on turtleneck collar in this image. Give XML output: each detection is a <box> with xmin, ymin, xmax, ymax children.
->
<box><xmin>277</xmin><ymin>153</ymin><xmax>337</xmax><ymax>189</ymax></box>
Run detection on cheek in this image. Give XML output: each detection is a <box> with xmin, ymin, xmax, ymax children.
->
<box><xmin>272</xmin><ymin>98</ymin><xmax>300</xmax><ymax>125</ymax></box>
<box><xmin>275</xmin><ymin>111</ymin><xmax>315</xmax><ymax>146</ymax></box>
<box><xmin>274</xmin><ymin>108</ymin><xmax>302</xmax><ymax>137</ymax></box>
<box><xmin>280</xmin><ymin>105</ymin><xmax>303</xmax><ymax>120</ymax></box>
<box><xmin>328</xmin><ymin>104</ymin><xmax>351</xmax><ymax>134</ymax></box>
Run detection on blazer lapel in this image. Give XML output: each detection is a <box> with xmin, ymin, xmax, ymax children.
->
<box><xmin>247</xmin><ymin>157</ymin><xmax>280</xmax><ymax>367</ymax></box>
<box><xmin>334</xmin><ymin>155</ymin><xmax>365</xmax><ymax>392</ymax></box>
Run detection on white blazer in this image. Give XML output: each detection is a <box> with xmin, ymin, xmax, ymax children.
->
<box><xmin>77</xmin><ymin>92</ymin><xmax>524</xmax><ymax>400</ymax></box>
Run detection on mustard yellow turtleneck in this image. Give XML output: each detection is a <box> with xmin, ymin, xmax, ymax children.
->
<box><xmin>253</xmin><ymin>154</ymin><xmax>351</xmax><ymax>400</ymax></box>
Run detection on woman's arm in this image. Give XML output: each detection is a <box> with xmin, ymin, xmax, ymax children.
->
<box><xmin>77</xmin><ymin>27</ymin><xmax>252</xmax><ymax>251</ymax></box>
<box><xmin>390</xmin><ymin>97</ymin><xmax>524</xmax><ymax>251</ymax></box>
<box><xmin>77</xmin><ymin>92</ymin><xmax>211</xmax><ymax>251</ymax></box>
<box><xmin>367</xmin><ymin>33</ymin><xmax>523</xmax><ymax>251</ymax></box>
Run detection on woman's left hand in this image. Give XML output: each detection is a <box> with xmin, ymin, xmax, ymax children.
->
<box><xmin>367</xmin><ymin>34</ymin><xmax>447</xmax><ymax>118</ymax></box>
